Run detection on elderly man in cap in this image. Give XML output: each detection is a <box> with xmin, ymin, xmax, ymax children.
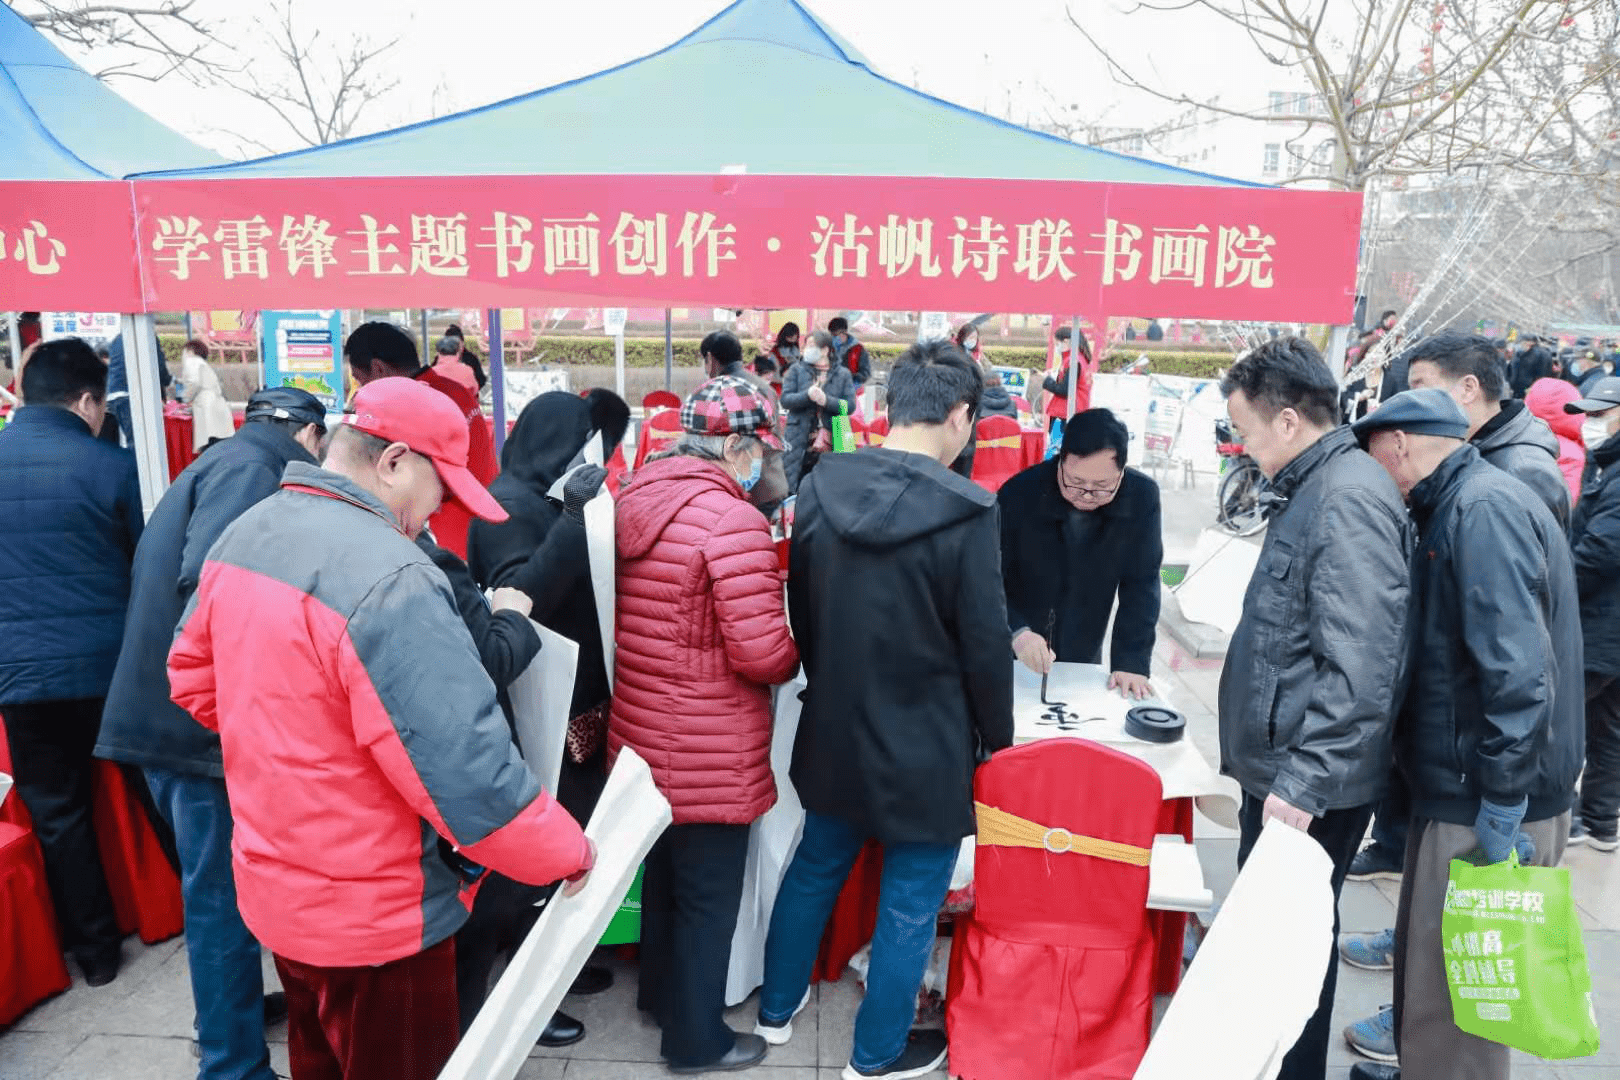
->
<box><xmin>1562</xmin><ymin>376</ymin><xmax>1620</xmax><ymax>851</ymax></box>
<box><xmin>167</xmin><ymin>378</ymin><xmax>595</xmax><ymax>1080</ymax></box>
<box><xmin>97</xmin><ymin>386</ymin><xmax>328</xmax><ymax>1080</ymax></box>
<box><xmin>1347</xmin><ymin>389</ymin><xmax>1582</xmax><ymax>1080</ymax></box>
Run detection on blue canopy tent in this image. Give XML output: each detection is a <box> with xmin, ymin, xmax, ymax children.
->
<box><xmin>2</xmin><ymin>2</ymin><xmax>221</xmax><ymax>511</ymax></box>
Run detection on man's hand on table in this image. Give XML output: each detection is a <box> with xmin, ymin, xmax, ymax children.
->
<box><xmin>1013</xmin><ymin>629</ymin><xmax>1056</xmax><ymax>674</ymax></box>
<box><xmin>1108</xmin><ymin>671</ymin><xmax>1154</xmax><ymax>700</ymax></box>
<box><xmin>1261</xmin><ymin>793</ymin><xmax>1314</xmax><ymax>832</ymax></box>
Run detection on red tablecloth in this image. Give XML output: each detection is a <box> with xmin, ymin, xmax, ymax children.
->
<box><xmin>163</xmin><ymin>406</ymin><xmax>247</xmax><ymax>481</ymax></box>
<box><xmin>813</xmin><ymin>797</ymin><xmax>1194</xmax><ymax>996</ymax></box>
<box><xmin>1019</xmin><ymin>429</ymin><xmax>1046</xmax><ymax>469</ymax></box>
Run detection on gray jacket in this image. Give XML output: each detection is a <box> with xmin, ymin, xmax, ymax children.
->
<box><xmin>1473</xmin><ymin>400</ymin><xmax>1570</xmax><ymax>529</ymax></box>
<box><xmin>1218</xmin><ymin>425</ymin><xmax>1414</xmax><ymax>815</ymax></box>
<box><xmin>781</xmin><ymin>362</ymin><xmax>856</xmax><ymax>492</ymax></box>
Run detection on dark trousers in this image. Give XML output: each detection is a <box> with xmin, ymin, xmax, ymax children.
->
<box><xmin>1238</xmin><ymin>794</ymin><xmax>1374</xmax><ymax>1080</ymax></box>
<box><xmin>1368</xmin><ymin>769</ymin><xmax>1410</xmax><ymax>857</ymax></box>
<box><xmin>1582</xmin><ymin>673</ymin><xmax>1620</xmax><ymax>836</ymax></box>
<box><xmin>273</xmin><ymin>937</ymin><xmax>458</xmax><ymax>1080</ymax></box>
<box><xmin>2</xmin><ymin>698</ymin><xmax>122</xmax><ymax>967</ymax></box>
<box><xmin>637</xmin><ymin>822</ymin><xmax>750</xmax><ymax>1067</ymax></box>
<box><xmin>145</xmin><ymin>768</ymin><xmax>275</xmax><ymax>1080</ymax></box>
<box><xmin>454</xmin><ymin>747</ymin><xmax>608</xmax><ymax>1034</ymax></box>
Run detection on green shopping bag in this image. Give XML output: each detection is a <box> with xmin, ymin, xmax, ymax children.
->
<box><xmin>830</xmin><ymin>401</ymin><xmax>856</xmax><ymax>454</ymax></box>
<box><xmin>1442</xmin><ymin>851</ymin><xmax>1601</xmax><ymax>1059</ymax></box>
<box><xmin>598</xmin><ymin>864</ymin><xmax>643</xmax><ymax>945</ymax></box>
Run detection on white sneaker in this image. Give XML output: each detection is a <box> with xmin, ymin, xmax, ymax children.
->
<box><xmin>754</xmin><ymin>988</ymin><xmax>811</xmax><ymax>1046</ymax></box>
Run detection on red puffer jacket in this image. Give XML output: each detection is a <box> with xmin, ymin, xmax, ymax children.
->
<box><xmin>609</xmin><ymin>455</ymin><xmax>799</xmax><ymax>824</ymax></box>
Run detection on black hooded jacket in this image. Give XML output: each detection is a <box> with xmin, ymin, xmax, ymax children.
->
<box><xmin>467</xmin><ymin>392</ymin><xmax>607</xmax><ymax>719</ymax></box>
<box><xmin>787</xmin><ymin>448</ymin><xmax>1014</xmax><ymax>845</ymax></box>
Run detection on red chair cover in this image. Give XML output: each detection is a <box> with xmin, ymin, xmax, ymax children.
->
<box><xmin>813</xmin><ymin>841</ymin><xmax>885</xmax><ymax>983</ymax></box>
<box><xmin>0</xmin><ymin>719</ymin><xmax>183</xmax><ymax>946</ymax></box>
<box><xmin>632</xmin><ymin>409</ymin><xmax>684</xmax><ymax>471</ymax></box>
<box><xmin>946</xmin><ymin>741</ymin><xmax>1163</xmax><ymax>1080</ymax></box>
<box><xmin>970</xmin><ymin>415</ymin><xmax>1024</xmax><ymax>493</ymax></box>
<box><xmin>847</xmin><ymin>414</ymin><xmax>869</xmax><ymax>449</ymax></box>
<box><xmin>606</xmin><ymin>443</ymin><xmax>630</xmax><ymax>493</ymax></box>
<box><xmin>642</xmin><ymin>390</ymin><xmax>681</xmax><ymax>413</ymax></box>
<box><xmin>867</xmin><ymin>415</ymin><xmax>889</xmax><ymax>447</ymax></box>
<box><xmin>0</xmin><ymin>823</ymin><xmax>71</xmax><ymax>1024</ymax></box>
<box><xmin>93</xmin><ymin>761</ymin><xmax>184</xmax><ymax>945</ymax></box>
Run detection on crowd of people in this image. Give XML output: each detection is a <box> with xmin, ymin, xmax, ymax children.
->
<box><xmin>1</xmin><ymin>315</ymin><xmax>1614</xmax><ymax>1080</ymax></box>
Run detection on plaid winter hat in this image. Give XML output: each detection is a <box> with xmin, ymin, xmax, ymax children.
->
<box><xmin>680</xmin><ymin>376</ymin><xmax>785</xmax><ymax>450</ymax></box>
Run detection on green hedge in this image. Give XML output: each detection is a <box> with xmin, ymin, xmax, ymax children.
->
<box><xmin>164</xmin><ymin>334</ymin><xmax>1233</xmax><ymax>381</ymax></box>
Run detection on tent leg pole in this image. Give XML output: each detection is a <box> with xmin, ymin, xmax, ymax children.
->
<box><xmin>122</xmin><ymin>314</ymin><xmax>171</xmax><ymax>520</ymax></box>
<box><xmin>489</xmin><ymin>308</ymin><xmax>506</xmax><ymax>455</ymax></box>
<box><xmin>664</xmin><ymin>308</ymin><xmax>673</xmax><ymax>393</ymax></box>
<box><xmin>615</xmin><ymin>329</ymin><xmax>626</xmax><ymax>400</ymax></box>
<box><xmin>6</xmin><ymin>313</ymin><xmax>20</xmax><ymax>372</ymax></box>
<box><xmin>419</xmin><ymin>310</ymin><xmax>429</xmax><ymax>360</ymax></box>
<box><xmin>1328</xmin><ymin>324</ymin><xmax>1352</xmax><ymax>384</ymax></box>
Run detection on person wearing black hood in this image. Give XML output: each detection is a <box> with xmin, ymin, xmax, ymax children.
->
<box><xmin>756</xmin><ymin>339</ymin><xmax>1012</xmax><ymax>1080</ymax></box>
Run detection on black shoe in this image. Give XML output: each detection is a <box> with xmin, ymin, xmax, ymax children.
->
<box><xmin>264</xmin><ymin>991</ymin><xmax>288</xmax><ymax>1026</ymax></box>
<box><xmin>537</xmin><ymin>1011</ymin><xmax>585</xmax><ymax>1048</ymax></box>
<box><xmin>1591</xmin><ymin>825</ymin><xmax>1620</xmax><ymax>853</ymax></box>
<box><xmin>668</xmin><ymin>1032</ymin><xmax>768</xmax><ymax>1074</ymax></box>
<box><xmin>842</xmin><ymin>1029</ymin><xmax>949</xmax><ymax>1079</ymax></box>
<box><xmin>1347</xmin><ymin>843</ymin><xmax>1403</xmax><ymax>881</ymax></box>
<box><xmin>81</xmin><ymin>952</ymin><xmax>121</xmax><ymax>988</ymax></box>
<box><xmin>1349</xmin><ymin>1064</ymin><xmax>1399</xmax><ymax>1080</ymax></box>
<box><xmin>569</xmin><ymin>964</ymin><xmax>614</xmax><ymax>996</ymax></box>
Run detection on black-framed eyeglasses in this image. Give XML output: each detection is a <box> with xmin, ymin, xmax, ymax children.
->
<box><xmin>1057</xmin><ymin>464</ymin><xmax>1124</xmax><ymax>502</ymax></box>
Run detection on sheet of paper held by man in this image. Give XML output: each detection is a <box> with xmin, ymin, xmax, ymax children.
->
<box><xmin>585</xmin><ymin>487</ymin><xmax>615</xmax><ymax>690</ymax></box>
<box><xmin>438</xmin><ymin>748</ymin><xmax>673</xmax><ymax>1080</ymax></box>
<box><xmin>508</xmin><ymin>621</ymin><xmax>578</xmax><ymax>794</ymax></box>
<box><xmin>1136</xmin><ymin>819</ymin><xmax>1334</xmax><ymax>1080</ymax></box>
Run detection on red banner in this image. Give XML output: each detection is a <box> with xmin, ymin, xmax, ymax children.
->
<box><xmin>0</xmin><ymin>182</ymin><xmax>144</xmax><ymax>312</ymax></box>
<box><xmin>123</xmin><ymin>175</ymin><xmax>1362</xmax><ymax>321</ymax></box>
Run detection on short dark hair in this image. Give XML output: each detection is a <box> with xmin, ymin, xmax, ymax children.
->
<box><xmin>753</xmin><ymin>354</ymin><xmax>778</xmax><ymax>376</ymax></box>
<box><xmin>584</xmin><ymin>388</ymin><xmax>631</xmax><ymax>455</ymax></box>
<box><xmin>1061</xmin><ymin>408</ymin><xmax>1129</xmax><ymax>467</ymax></box>
<box><xmin>887</xmin><ymin>339</ymin><xmax>983</xmax><ymax>427</ymax></box>
<box><xmin>445</xmin><ymin>323</ymin><xmax>465</xmax><ymax>339</ymax></box>
<box><xmin>344</xmin><ymin>321</ymin><xmax>419</xmax><ymax>375</ymax></box>
<box><xmin>435</xmin><ymin>335</ymin><xmax>462</xmax><ymax>357</ymax></box>
<box><xmin>22</xmin><ymin>338</ymin><xmax>107</xmax><ymax>408</ymax></box>
<box><xmin>699</xmin><ymin>330</ymin><xmax>743</xmax><ymax>369</ymax></box>
<box><xmin>774</xmin><ymin>322</ymin><xmax>800</xmax><ymax>349</ymax></box>
<box><xmin>183</xmin><ymin>337</ymin><xmax>210</xmax><ymax>358</ymax></box>
<box><xmin>1400</xmin><ymin>331</ymin><xmax>1508</xmax><ymax>402</ymax></box>
<box><xmin>1219</xmin><ymin>337</ymin><xmax>1338</xmax><ymax>428</ymax></box>
<box><xmin>1053</xmin><ymin>323</ymin><xmax>1092</xmax><ymax>361</ymax></box>
<box><xmin>828</xmin><ymin>317</ymin><xmax>850</xmax><ymax>335</ymax></box>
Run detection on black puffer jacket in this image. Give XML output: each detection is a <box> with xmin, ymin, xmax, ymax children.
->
<box><xmin>1218</xmin><ymin>426</ymin><xmax>1413</xmax><ymax>815</ymax></box>
<box><xmin>466</xmin><ymin>393</ymin><xmax>605</xmax><ymax>720</ymax></box>
<box><xmin>1473</xmin><ymin>400</ymin><xmax>1570</xmax><ymax>529</ymax></box>
<box><xmin>1570</xmin><ymin>434</ymin><xmax>1620</xmax><ymax>678</ymax></box>
<box><xmin>97</xmin><ymin>421</ymin><xmax>314</xmax><ymax>775</ymax></box>
<box><xmin>1400</xmin><ymin>444</ymin><xmax>1583</xmax><ymax>825</ymax></box>
<box><xmin>789</xmin><ymin>449</ymin><xmax>1013</xmax><ymax>846</ymax></box>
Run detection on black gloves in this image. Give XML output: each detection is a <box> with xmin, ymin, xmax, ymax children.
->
<box><xmin>561</xmin><ymin>465</ymin><xmax>609</xmax><ymax>525</ymax></box>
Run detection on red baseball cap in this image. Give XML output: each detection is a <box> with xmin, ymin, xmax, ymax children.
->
<box><xmin>341</xmin><ymin>378</ymin><xmax>508</xmax><ymax>523</ymax></box>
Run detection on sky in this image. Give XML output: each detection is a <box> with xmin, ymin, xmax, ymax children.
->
<box><xmin>49</xmin><ymin>0</ymin><xmax>1281</xmax><ymax>160</ymax></box>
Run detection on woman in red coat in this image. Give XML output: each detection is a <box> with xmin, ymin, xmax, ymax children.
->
<box><xmin>609</xmin><ymin>375</ymin><xmax>800</xmax><ymax>1074</ymax></box>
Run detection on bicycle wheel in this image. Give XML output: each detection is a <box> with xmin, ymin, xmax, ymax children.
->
<box><xmin>1216</xmin><ymin>458</ymin><xmax>1269</xmax><ymax>536</ymax></box>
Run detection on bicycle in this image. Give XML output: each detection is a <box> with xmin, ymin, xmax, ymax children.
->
<box><xmin>1214</xmin><ymin>419</ymin><xmax>1269</xmax><ymax>536</ymax></box>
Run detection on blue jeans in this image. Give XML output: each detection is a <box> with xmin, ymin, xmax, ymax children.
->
<box><xmin>145</xmin><ymin>768</ymin><xmax>275</xmax><ymax>1080</ymax></box>
<box><xmin>760</xmin><ymin>812</ymin><xmax>957</xmax><ymax>1073</ymax></box>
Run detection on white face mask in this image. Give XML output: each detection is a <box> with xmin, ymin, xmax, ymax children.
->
<box><xmin>1582</xmin><ymin>416</ymin><xmax>1611</xmax><ymax>450</ymax></box>
<box><xmin>803</xmin><ymin>347</ymin><xmax>824</xmax><ymax>365</ymax></box>
<box><xmin>964</xmin><ymin>336</ymin><xmax>978</xmax><ymax>351</ymax></box>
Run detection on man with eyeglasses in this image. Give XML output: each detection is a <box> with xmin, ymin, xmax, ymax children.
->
<box><xmin>997</xmin><ymin>408</ymin><xmax>1164</xmax><ymax>700</ymax></box>
<box><xmin>1218</xmin><ymin>338</ymin><xmax>1412</xmax><ymax>1080</ymax></box>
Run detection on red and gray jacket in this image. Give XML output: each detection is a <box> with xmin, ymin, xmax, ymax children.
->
<box><xmin>169</xmin><ymin>462</ymin><xmax>591</xmax><ymax>968</ymax></box>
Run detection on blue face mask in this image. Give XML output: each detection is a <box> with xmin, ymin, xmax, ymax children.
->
<box><xmin>740</xmin><ymin>453</ymin><xmax>763</xmax><ymax>492</ymax></box>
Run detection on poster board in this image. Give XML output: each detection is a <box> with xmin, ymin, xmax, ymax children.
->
<box><xmin>508</xmin><ymin>623</ymin><xmax>579</xmax><ymax>794</ymax></box>
<box><xmin>501</xmin><ymin>369</ymin><xmax>570</xmax><ymax>419</ymax></box>
<box><xmin>437</xmin><ymin>749</ymin><xmax>673</xmax><ymax>1080</ymax></box>
<box><xmin>1136</xmin><ymin>820</ymin><xmax>1334</xmax><ymax>1080</ymax></box>
<box><xmin>42</xmin><ymin>312</ymin><xmax>121</xmax><ymax>345</ymax></box>
<box><xmin>259</xmin><ymin>310</ymin><xmax>345</xmax><ymax>410</ymax></box>
<box><xmin>992</xmin><ymin>365</ymin><xmax>1029</xmax><ymax>399</ymax></box>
